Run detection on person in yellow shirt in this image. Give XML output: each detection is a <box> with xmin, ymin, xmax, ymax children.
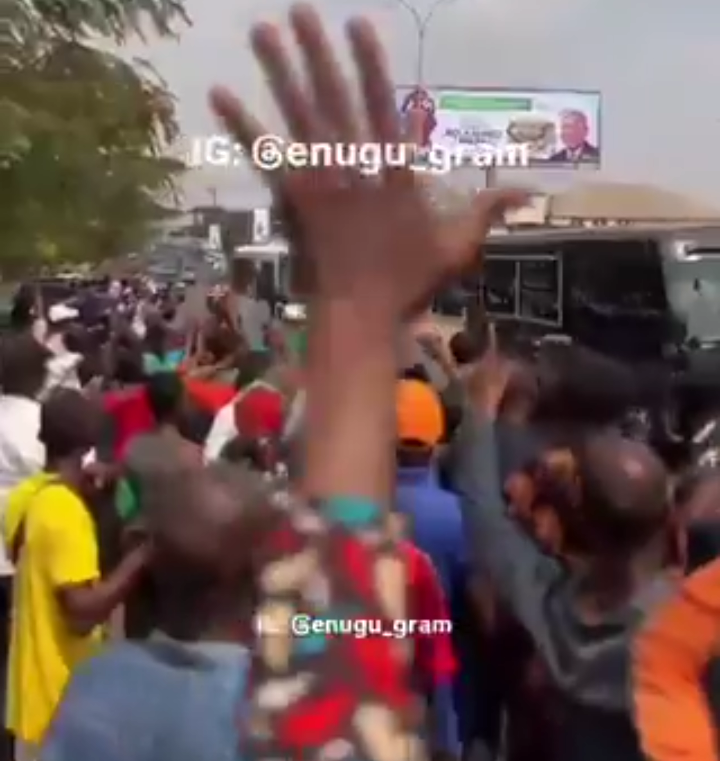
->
<box><xmin>5</xmin><ymin>390</ymin><xmax>151</xmax><ymax>760</ymax></box>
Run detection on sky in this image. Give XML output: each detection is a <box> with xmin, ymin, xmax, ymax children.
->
<box><xmin>121</xmin><ymin>0</ymin><xmax>720</xmax><ymax>209</ymax></box>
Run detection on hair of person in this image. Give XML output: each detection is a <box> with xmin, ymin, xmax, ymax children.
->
<box><xmin>10</xmin><ymin>286</ymin><xmax>34</xmax><ymax>330</ymax></box>
<box><xmin>63</xmin><ymin>325</ymin><xmax>90</xmax><ymax>355</ymax></box>
<box><xmin>449</xmin><ymin>330</ymin><xmax>484</xmax><ymax>366</ymax></box>
<box><xmin>145</xmin><ymin>461</ymin><xmax>276</xmax><ymax>606</ymax></box>
<box><xmin>396</xmin><ymin>442</ymin><xmax>434</xmax><ymax>468</ymax></box>
<box><xmin>533</xmin><ymin>345</ymin><xmax>639</xmax><ymax>428</ymax></box>
<box><xmin>39</xmin><ymin>388</ymin><xmax>100</xmax><ymax>460</ymax></box>
<box><xmin>114</xmin><ymin>347</ymin><xmax>145</xmax><ymax>386</ymax></box>
<box><xmin>220</xmin><ymin>434</ymin><xmax>283</xmax><ymax>476</ymax></box>
<box><xmin>399</xmin><ymin>364</ymin><xmax>431</xmax><ymax>384</ymax></box>
<box><xmin>144</xmin><ymin>372</ymin><xmax>184</xmax><ymax>425</ymax></box>
<box><xmin>573</xmin><ymin>431</ymin><xmax>670</xmax><ymax>552</ymax></box>
<box><xmin>177</xmin><ymin>404</ymin><xmax>214</xmax><ymax>446</ymax></box>
<box><xmin>0</xmin><ymin>333</ymin><xmax>50</xmax><ymax>398</ymax></box>
<box><xmin>144</xmin><ymin>321</ymin><xmax>167</xmax><ymax>356</ymax></box>
<box><xmin>234</xmin><ymin>350</ymin><xmax>274</xmax><ymax>390</ymax></box>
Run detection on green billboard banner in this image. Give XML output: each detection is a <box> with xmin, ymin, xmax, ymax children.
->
<box><xmin>397</xmin><ymin>86</ymin><xmax>601</xmax><ymax>168</ymax></box>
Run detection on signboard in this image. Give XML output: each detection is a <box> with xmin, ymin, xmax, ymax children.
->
<box><xmin>208</xmin><ymin>223</ymin><xmax>222</xmax><ymax>251</ymax></box>
<box><xmin>252</xmin><ymin>208</ymin><xmax>271</xmax><ymax>244</ymax></box>
<box><xmin>397</xmin><ymin>86</ymin><xmax>601</xmax><ymax>167</ymax></box>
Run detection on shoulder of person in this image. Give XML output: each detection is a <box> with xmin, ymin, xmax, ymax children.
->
<box><xmin>29</xmin><ymin>482</ymin><xmax>87</xmax><ymax>526</ymax></box>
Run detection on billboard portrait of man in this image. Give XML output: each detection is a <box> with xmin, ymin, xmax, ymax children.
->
<box><xmin>399</xmin><ymin>86</ymin><xmax>437</xmax><ymax>148</ymax></box>
<box><xmin>549</xmin><ymin>109</ymin><xmax>599</xmax><ymax>164</ymax></box>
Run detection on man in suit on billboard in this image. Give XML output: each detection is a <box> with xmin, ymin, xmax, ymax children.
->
<box><xmin>549</xmin><ymin>109</ymin><xmax>599</xmax><ymax>164</ymax></box>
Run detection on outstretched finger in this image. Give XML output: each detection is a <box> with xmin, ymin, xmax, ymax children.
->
<box><xmin>209</xmin><ymin>86</ymin><xmax>268</xmax><ymax>163</ymax></box>
<box><xmin>251</xmin><ymin>20</ymin><xmax>322</xmax><ymax>142</ymax></box>
<box><xmin>346</xmin><ymin>17</ymin><xmax>402</xmax><ymax>148</ymax></box>
<box><xmin>401</xmin><ymin>106</ymin><xmax>426</xmax><ymax>150</ymax></box>
<box><xmin>290</xmin><ymin>4</ymin><xmax>361</xmax><ymax>143</ymax></box>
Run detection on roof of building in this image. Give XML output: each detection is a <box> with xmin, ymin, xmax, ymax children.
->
<box><xmin>548</xmin><ymin>181</ymin><xmax>720</xmax><ymax>220</ymax></box>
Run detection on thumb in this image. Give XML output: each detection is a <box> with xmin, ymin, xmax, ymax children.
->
<box><xmin>439</xmin><ymin>188</ymin><xmax>530</xmax><ymax>268</ymax></box>
<box><xmin>473</xmin><ymin>188</ymin><xmax>530</xmax><ymax>230</ymax></box>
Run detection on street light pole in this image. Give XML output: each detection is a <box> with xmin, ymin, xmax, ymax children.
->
<box><xmin>391</xmin><ymin>0</ymin><xmax>457</xmax><ymax>85</ymax></box>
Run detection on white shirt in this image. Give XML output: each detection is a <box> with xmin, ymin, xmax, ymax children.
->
<box><xmin>0</xmin><ymin>396</ymin><xmax>44</xmax><ymax>576</ymax></box>
<box><xmin>203</xmin><ymin>380</ymin><xmax>278</xmax><ymax>463</ymax></box>
<box><xmin>283</xmin><ymin>390</ymin><xmax>306</xmax><ymax>443</ymax></box>
<box><xmin>43</xmin><ymin>352</ymin><xmax>82</xmax><ymax>395</ymax></box>
<box><xmin>42</xmin><ymin>333</ymin><xmax>81</xmax><ymax>395</ymax></box>
<box><xmin>203</xmin><ymin>395</ymin><xmax>240</xmax><ymax>463</ymax></box>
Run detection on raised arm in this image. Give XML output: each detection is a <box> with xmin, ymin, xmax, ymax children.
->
<box><xmin>210</xmin><ymin>6</ymin><xmax>525</xmax><ymax>760</ymax></box>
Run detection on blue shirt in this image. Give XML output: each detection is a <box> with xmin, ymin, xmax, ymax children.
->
<box><xmin>396</xmin><ymin>466</ymin><xmax>468</xmax><ymax>754</ymax></box>
<box><xmin>40</xmin><ymin>636</ymin><xmax>248</xmax><ymax>761</ymax></box>
<box><xmin>396</xmin><ymin>466</ymin><xmax>467</xmax><ymax>617</ymax></box>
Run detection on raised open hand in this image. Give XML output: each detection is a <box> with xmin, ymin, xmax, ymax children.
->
<box><xmin>210</xmin><ymin>3</ymin><xmax>526</xmax><ymax>319</ymax></box>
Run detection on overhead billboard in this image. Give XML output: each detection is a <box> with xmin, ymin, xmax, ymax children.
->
<box><xmin>397</xmin><ymin>86</ymin><xmax>601</xmax><ymax>168</ymax></box>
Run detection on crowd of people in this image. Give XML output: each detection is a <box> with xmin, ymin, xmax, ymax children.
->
<box><xmin>2</xmin><ymin>4</ymin><xmax>720</xmax><ymax>761</ymax></box>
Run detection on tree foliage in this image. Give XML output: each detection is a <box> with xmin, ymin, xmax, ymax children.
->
<box><xmin>0</xmin><ymin>0</ymin><xmax>190</xmax><ymax>275</ymax></box>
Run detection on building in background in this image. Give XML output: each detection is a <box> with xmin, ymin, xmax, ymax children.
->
<box><xmin>501</xmin><ymin>182</ymin><xmax>720</xmax><ymax>229</ymax></box>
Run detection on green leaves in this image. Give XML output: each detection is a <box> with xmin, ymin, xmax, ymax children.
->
<box><xmin>1</xmin><ymin>0</ymin><xmax>190</xmax><ymax>274</ymax></box>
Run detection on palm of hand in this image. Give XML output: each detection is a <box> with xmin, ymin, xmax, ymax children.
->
<box><xmin>210</xmin><ymin>3</ymin><xmax>525</xmax><ymax>318</ymax></box>
<box><xmin>285</xmin><ymin>175</ymin><xmax>441</xmax><ymax>311</ymax></box>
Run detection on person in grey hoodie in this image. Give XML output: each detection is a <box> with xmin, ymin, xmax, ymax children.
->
<box><xmin>452</xmin><ymin>355</ymin><xmax>679</xmax><ymax>761</ymax></box>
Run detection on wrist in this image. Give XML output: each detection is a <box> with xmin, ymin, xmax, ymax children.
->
<box><xmin>308</xmin><ymin>298</ymin><xmax>397</xmax><ymax>350</ymax></box>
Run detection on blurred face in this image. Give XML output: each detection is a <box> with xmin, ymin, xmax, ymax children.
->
<box><xmin>560</xmin><ymin>113</ymin><xmax>588</xmax><ymax>150</ymax></box>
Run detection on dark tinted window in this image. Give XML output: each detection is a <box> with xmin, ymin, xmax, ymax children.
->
<box><xmin>519</xmin><ymin>258</ymin><xmax>560</xmax><ymax>324</ymax></box>
<box><xmin>564</xmin><ymin>239</ymin><xmax>666</xmax><ymax>358</ymax></box>
<box><xmin>565</xmin><ymin>240</ymin><xmax>665</xmax><ymax>313</ymax></box>
<box><xmin>256</xmin><ymin>261</ymin><xmax>278</xmax><ymax>301</ymax></box>
<box><xmin>484</xmin><ymin>258</ymin><xmax>516</xmax><ymax>315</ymax></box>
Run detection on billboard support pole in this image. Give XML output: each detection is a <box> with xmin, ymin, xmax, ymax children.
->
<box><xmin>391</xmin><ymin>0</ymin><xmax>459</xmax><ymax>85</ymax></box>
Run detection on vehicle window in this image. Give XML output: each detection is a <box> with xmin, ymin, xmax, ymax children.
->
<box><xmin>565</xmin><ymin>240</ymin><xmax>665</xmax><ymax>314</ymax></box>
<box><xmin>278</xmin><ymin>256</ymin><xmax>293</xmax><ymax>297</ymax></box>
<box><xmin>664</xmin><ymin>254</ymin><xmax>720</xmax><ymax>342</ymax></box>
<box><xmin>564</xmin><ymin>239</ymin><xmax>667</xmax><ymax>357</ymax></box>
<box><xmin>483</xmin><ymin>258</ymin><xmax>516</xmax><ymax>315</ymax></box>
<box><xmin>256</xmin><ymin>261</ymin><xmax>278</xmax><ymax>302</ymax></box>
<box><xmin>518</xmin><ymin>258</ymin><xmax>561</xmax><ymax>324</ymax></box>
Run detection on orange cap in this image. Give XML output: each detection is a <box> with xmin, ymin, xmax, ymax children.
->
<box><xmin>396</xmin><ymin>379</ymin><xmax>444</xmax><ymax>448</ymax></box>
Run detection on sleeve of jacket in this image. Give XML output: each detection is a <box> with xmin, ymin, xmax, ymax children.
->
<box><xmin>633</xmin><ymin>560</ymin><xmax>720</xmax><ymax>761</ymax></box>
<box><xmin>449</xmin><ymin>414</ymin><xmax>560</xmax><ymax>647</ymax></box>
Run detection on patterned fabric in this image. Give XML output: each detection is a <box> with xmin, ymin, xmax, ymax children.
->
<box><xmin>246</xmin><ymin>492</ymin><xmax>426</xmax><ymax>761</ymax></box>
